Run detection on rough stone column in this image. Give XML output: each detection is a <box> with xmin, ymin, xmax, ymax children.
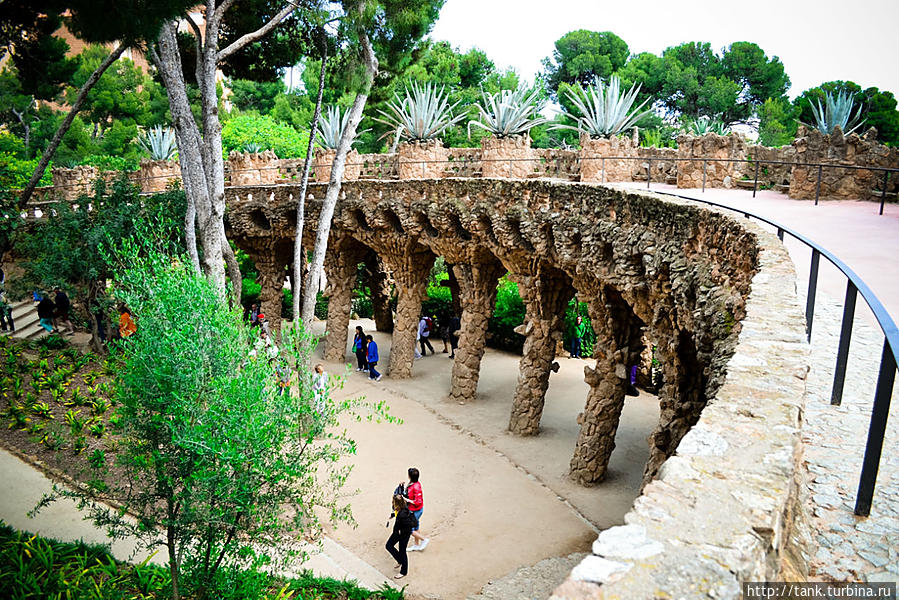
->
<box><xmin>642</xmin><ymin>328</ymin><xmax>707</xmax><ymax>484</ymax></box>
<box><xmin>363</xmin><ymin>250</ymin><xmax>394</xmax><ymax>333</ymax></box>
<box><xmin>569</xmin><ymin>284</ymin><xmax>644</xmax><ymax>485</ymax></box>
<box><xmin>323</xmin><ymin>237</ymin><xmax>367</xmax><ymax>362</ymax></box>
<box><xmin>508</xmin><ymin>267</ymin><xmax>574</xmax><ymax>435</ymax></box>
<box><xmin>255</xmin><ymin>247</ymin><xmax>285</xmax><ymax>336</ymax></box>
<box><xmin>449</xmin><ymin>256</ymin><xmax>504</xmax><ymax>403</ymax></box>
<box><xmin>446</xmin><ymin>264</ymin><xmax>462</xmax><ymax>317</ymax></box>
<box><xmin>384</xmin><ymin>246</ymin><xmax>434</xmax><ymax>378</ymax></box>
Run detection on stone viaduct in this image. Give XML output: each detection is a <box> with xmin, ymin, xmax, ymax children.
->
<box><xmin>225</xmin><ymin>178</ymin><xmax>758</xmax><ymax>488</ymax></box>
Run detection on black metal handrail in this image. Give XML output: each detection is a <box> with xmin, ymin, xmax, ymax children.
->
<box><xmin>649</xmin><ymin>189</ymin><xmax>897</xmax><ymax>517</ymax></box>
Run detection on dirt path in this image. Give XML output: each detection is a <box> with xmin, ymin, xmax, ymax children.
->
<box><xmin>315</xmin><ymin>320</ymin><xmax>658</xmax><ymax>599</ymax></box>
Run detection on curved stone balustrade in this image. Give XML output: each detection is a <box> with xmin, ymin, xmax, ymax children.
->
<box><xmin>225</xmin><ymin>178</ymin><xmax>809</xmax><ymax>597</ymax></box>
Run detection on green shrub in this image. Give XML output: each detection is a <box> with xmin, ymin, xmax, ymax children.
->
<box><xmin>221</xmin><ymin>113</ymin><xmax>310</xmax><ymax>159</ymax></box>
<box><xmin>0</xmin><ymin>153</ymin><xmax>52</xmax><ymax>189</ymax></box>
<box><xmin>80</xmin><ymin>154</ymin><xmax>140</xmax><ymax>172</ymax></box>
<box><xmin>352</xmin><ymin>288</ymin><xmax>374</xmax><ymax>318</ymax></box>
<box><xmin>0</xmin><ymin>132</ymin><xmax>26</xmax><ymax>157</ymax></box>
<box><xmin>242</xmin><ymin>277</ymin><xmax>261</xmax><ymax>305</ymax></box>
<box><xmin>488</xmin><ymin>277</ymin><xmax>526</xmax><ymax>352</ymax></box>
<box><xmin>562</xmin><ymin>299</ymin><xmax>595</xmax><ymax>356</ymax></box>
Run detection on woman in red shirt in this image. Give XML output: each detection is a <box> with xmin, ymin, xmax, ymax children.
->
<box><xmin>403</xmin><ymin>467</ymin><xmax>429</xmax><ymax>551</ymax></box>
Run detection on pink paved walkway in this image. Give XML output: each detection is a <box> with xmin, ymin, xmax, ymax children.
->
<box><xmin>621</xmin><ymin>182</ymin><xmax>899</xmax><ymax>326</ymax></box>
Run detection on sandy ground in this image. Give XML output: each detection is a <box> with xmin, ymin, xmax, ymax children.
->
<box><xmin>313</xmin><ymin>319</ymin><xmax>659</xmax><ymax>600</ymax></box>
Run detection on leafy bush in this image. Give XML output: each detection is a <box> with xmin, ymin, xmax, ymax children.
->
<box><xmin>80</xmin><ymin>154</ymin><xmax>140</xmax><ymax>172</ymax></box>
<box><xmin>562</xmin><ymin>299</ymin><xmax>596</xmax><ymax>357</ymax></box>
<box><xmin>0</xmin><ymin>522</ymin><xmax>405</xmax><ymax>599</ymax></box>
<box><xmin>488</xmin><ymin>277</ymin><xmax>526</xmax><ymax>352</ymax></box>
<box><xmin>0</xmin><ymin>132</ymin><xmax>26</xmax><ymax>157</ymax></box>
<box><xmin>242</xmin><ymin>277</ymin><xmax>261</xmax><ymax>305</ymax></box>
<box><xmin>221</xmin><ymin>113</ymin><xmax>310</xmax><ymax>158</ymax></box>
<box><xmin>0</xmin><ymin>153</ymin><xmax>52</xmax><ymax>189</ymax></box>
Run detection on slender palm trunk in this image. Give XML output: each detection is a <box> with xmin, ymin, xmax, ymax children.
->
<box><xmin>293</xmin><ymin>33</ymin><xmax>328</xmax><ymax>321</ymax></box>
<box><xmin>301</xmin><ymin>26</ymin><xmax>378</xmax><ymax>324</ymax></box>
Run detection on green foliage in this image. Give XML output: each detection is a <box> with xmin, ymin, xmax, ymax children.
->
<box><xmin>489</xmin><ymin>277</ymin><xmax>526</xmax><ymax>353</ymax></box>
<box><xmin>32</xmin><ymin>240</ymin><xmax>394</xmax><ymax>596</ymax></box>
<box><xmin>542</xmin><ymin>30</ymin><xmax>630</xmax><ymax>95</ymax></box>
<box><xmin>758</xmin><ymin>97</ymin><xmax>798</xmax><ymax>147</ymax></box>
<box><xmin>0</xmin><ymin>153</ymin><xmax>52</xmax><ymax>189</ymax></box>
<box><xmin>562</xmin><ymin>299</ymin><xmax>596</xmax><ymax>357</ymax></box>
<box><xmin>807</xmin><ymin>90</ymin><xmax>865</xmax><ymax>135</ymax></box>
<box><xmin>556</xmin><ymin>76</ymin><xmax>652</xmax><ymax>138</ymax></box>
<box><xmin>0</xmin><ymin>522</ymin><xmax>404</xmax><ymax>599</ymax></box>
<box><xmin>221</xmin><ymin>113</ymin><xmax>310</xmax><ymax>158</ymax></box>
<box><xmin>228</xmin><ymin>78</ymin><xmax>287</xmax><ymax>114</ymax></box>
<box><xmin>79</xmin><ymin>153</ymin><xmax>140</xmax><ymax>172</ymax></box>
<box><xmin>469</xmin><ymin>86</ymin><xmax>549</xmax><ymax>138</ymax></box>
<box><xmin>376</xmin><ymin>81</ymin><xmax>466</xmax><ymax>142</ymax></box>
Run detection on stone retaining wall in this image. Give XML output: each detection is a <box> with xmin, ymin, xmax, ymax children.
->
<box><xmin>36</xmin><ymin>130</ymin><xmax>897</xmax><ymax>203</ymax></box>
<box><xmin>789</xmin><ymin>126</ymin><xmax>899</xmax><ymax>200</ymax></box>
<box><xmin>551</xmin><ymin>209</ymin><xmax>810</xmax><ymax>599</ymax></box>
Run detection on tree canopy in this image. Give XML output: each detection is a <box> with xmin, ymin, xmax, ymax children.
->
<box><xmin>794</xmin><ymin>81</ymin><xmax>899</xmax><ymax>145</ymax></box>
<box><xmin>542</xmin><ymin>30</ymin><xmax>629</xmax><ymax>94</ymax></box>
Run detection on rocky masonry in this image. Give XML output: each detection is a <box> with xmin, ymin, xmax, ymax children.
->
<box><xmin>223</xmin><ymin>179</ymin><xmax>812</xmax><ymax>596</ymax></box>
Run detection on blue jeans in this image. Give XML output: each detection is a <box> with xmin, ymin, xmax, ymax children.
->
<box><xmin>570</xmin><ymin>337</ymin><xmax>582</xmax><ymax>358</ymax></box>
<box><xmin>39</xmin><ymin>317</ymin><xmax>54</xmax><ymax>332</ymax></box>
<box><xmin>368</xmin><ymin>362</ymin><xmax>380</xmax><ymax>379</ymax></box>
<box><xmin>411</xmin><ymin>508</ymin><xmax>423</xmax><ymax>531</ymax></box>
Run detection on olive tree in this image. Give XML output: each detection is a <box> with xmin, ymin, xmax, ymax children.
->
<box><xmin>35</xmin><ymin>240</ymin><xmax>392</xmax><ymax>600</ymax></box>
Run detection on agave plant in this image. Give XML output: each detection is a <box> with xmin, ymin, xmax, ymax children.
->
<box><xmin>138</xmin><ymin>125</ymin><xmax>178</xmax><ymax>161</ymax></box>
<box><xmin>376</xmin><ymin>82</ymin><xmax>466</xmax><ymax>142</ymax></box>
<box><xmin>555</xmin><ymin>76</ymin><xmax>652</xmax><ymax>138</ymax></box>
<box><xmin>469</xmin><ymin>86</ymin><xmax>549</xmax><ymax>138</ymax></box>
<box><xmin>242</xmin><ymin>141</ymin><xmax>264</xmax><ymax>153</ymax></box>
<box><xmin>684</xmin><ymin>116</ymin><xmax>729</xmax><ymax>136</ymax></box>
<box><xmin>808</xmin><ymin>90</ymin><xmax>865</xmax><ymax>135</ymax></box>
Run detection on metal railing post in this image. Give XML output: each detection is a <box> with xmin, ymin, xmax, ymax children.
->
<box><xmin>646</xmin><ymin>159</ymin><xmax>652</xmax><ymax>190</ymax></box>
<box><xmin>752</xmin><ymin>161</ymin><xmax>760</xmax><ymax>198</ymax></box>
<box><xmin>777</xmin><ymin>228</ymin><xmax>784</xmax><ymax>241</ymax></box>
<box><xmin>880</xmin><ymin>170</ymin><xmax>889</xmax><ymax>216</ymax></box>
<box><xmin>702</xmin><ymin>161</ymin><xmax>707</xmax><ymax>192</ymax></box>
<box><xmin>831</xmin><ymin>281</ymin><xmax>858</xmax><ymax>405</ymax></box>
<box><xmin>806</xmin><ymin>249</ymin><xmax>820</xmax><ymax>340</ymax></box>
<box><xmin>854</xmin><ymin>338</ymin><xmax>896</xmax><ymax>517</ymax></box>
<box><xmin>815</xmin><ymin>164</ymin><xmax>823</xmax><ymax>205</ymax></box>
<box><xmin>601</xmin><ymin>157</ymin><xmax>606</xmax><ymax>184</ymax></box>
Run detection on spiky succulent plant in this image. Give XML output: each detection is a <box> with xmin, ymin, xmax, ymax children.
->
<box><xmin>808</xmin><ymin>90</ymin><xmax>865</xmax><ymax>135</ymax></box>
<box><xmin>138</xmin><ymin>125</ymin><xmax>178</xmax><ymax>161</ymax></box>
<box><xmin>316</xmin><ymin>105</ymin><xmax>350</xmax><ymax>149</ymax></box>
<box><xmin>242</xmin><ymin>142</ymin><xmax>264</xmax><ymax>153</ymax></box>
<box><xmin>555</xmin><ymin>76</ymin><xmax>652</xmax><ymax>138</ymax></box>
<box><xmin>469</xmin><ymin>86</ymin><xmax>549</xmax><ymax>138</ymax></box>
<box><xmin>376</xmin><ymin>82</ymin><xmax>465</xmax><ymax>142</ymax></box>
<box><xmin>684</xmin><ymin>116</ymin><xmax>729</xmax><ymax>136</ymax></box>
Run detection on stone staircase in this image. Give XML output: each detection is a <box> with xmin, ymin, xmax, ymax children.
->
<box><xmin>1</xmin><ymin>300</ymin><xmax>48</xmax><ymax>341</ymax></box>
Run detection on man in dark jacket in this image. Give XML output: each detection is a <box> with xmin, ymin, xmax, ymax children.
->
<box><xmin>37</xmin><ymin>295</ymin><xmax>56</xmax><ymax>333</ymax></box>
<box><xmin>54</xmin><ymin>287</ymin><xmax>75</xmax><ymax>335</ymax></box>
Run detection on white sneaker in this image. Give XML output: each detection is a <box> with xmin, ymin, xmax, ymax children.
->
<box><xmin>419</xmin><ymin>538</ymin><xmax>429</xmax><ymax>551</ymax></box>
<box><xmin>376</xmin><ymin>375</ymin><xmax>382</xmax><ymax>381</ymax></box>
<box><xmin>408</xmin><ymin>544</ymin><xmax>420</xmax><ymax>552</ymax></box>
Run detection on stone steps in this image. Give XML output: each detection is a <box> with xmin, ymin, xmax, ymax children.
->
<box><xmin>3</xmin><ymin>301</ymin><xmax>48</xmax><ymax>341</ymax></box>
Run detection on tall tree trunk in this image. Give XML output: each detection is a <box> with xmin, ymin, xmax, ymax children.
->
<box><xmin>18</xmin><ymin>42</ymin><xmax>127</xmax><ymax>207</ymax></box>
<box><xmin>292</xmin><ymin>31</ymin><xmax>328</xmax><ymax>321</ymax></box>
<box><xmin>153</xmin><ymin>24</ymin><xmax>207</xmax><ymax>276</ymax></box>
<box><xmin>301</xmin><ymin>26</ymin><xmax>378</xmax><ymax>324</ymax></box>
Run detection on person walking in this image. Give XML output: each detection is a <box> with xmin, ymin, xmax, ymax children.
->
<box><xmin>366</xmin><ymin>335</ymin><xmax>382</xmax><ymax>381</ymax></box>
<box><xmin>437</xmin><ymin>313</ymin><xmax>450</xmax><ymax>353</ymax></box>
<box><xmin>312</xmin><ymin>363</ymin><xmax>329</xmax><ymax>413</ymax></box>
<box><xmin>53</xmin><ymin>287</ymin><xmax>75</xmax><ymax>336</ymax></box>
<box><xmin>418</xmin><ymin>315</ymin><xmax>434</xmax><ymax>356</ymax></box>
<box><xmin>570</xmin><ymin>316</ymin><xmax>586</xmax><ymax>359</ymax></box>
<box><xmin>385</xmin><ymin>494</ymin><xmax>416</xmax><ymax>579</ymax></box>
<box><xmin>404</xmin><ymin>467</ymin><xmax>429</xmax><ymax>551</ymax></box>
<box><xmin>0</xmin><ymin>288</ymin><xmax>13</xmax><ymax>334</ymax></box>
<box><xmin>37</xmin><ymin>295</ymin><xmax>57</xmax><ymax>333</ymax></box>
<box><xmin>353</xmin><ymin>326</ymin><xmax>368</xmax><ymax>372</ymax></box>
<box><xmin>258</xmin><ymin>313</ymin><xmax>271</xmax><ymax>336</ymax></box>
<box><xmin>448</xmin><ymin>313</ymin><xmax>461</xmax><ymax>359</ymax></box>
